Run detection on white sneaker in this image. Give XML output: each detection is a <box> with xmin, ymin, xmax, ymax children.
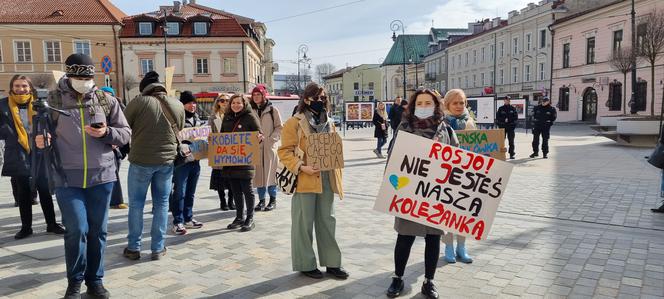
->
<box><xmin>185</xmin><ymin>220</ymin><xmax>203</xmax><ymax>229</ymax></box>
<box><xmin>172</xmin><ymin>223</ymin><xmax>187</xmax><ymax>235</ymax></box>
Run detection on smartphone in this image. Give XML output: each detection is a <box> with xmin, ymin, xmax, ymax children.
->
<box><xmin>91</xmin><ymin>122</ymin><xmax>105</xmax><ymax>129</ymax></box>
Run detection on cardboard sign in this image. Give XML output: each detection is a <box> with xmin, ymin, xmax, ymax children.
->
<box><xmin>373</xmin><ymin>132</ymin><xmax>514</xmax><ymax>240</ymax></box>
<box><xmin>165</xmin><ymin>66</ymin><xmax>175</xmax><ymax>97</ymax></box>
<box><xmin>178</xmin><ymin>126</ymin><xmax>211</xmax><ymax>161</ymax></box>
<box><xmin>305</xmin><ymin>132</ymin><xmax>344</xmax><ymax>170</ymax></box>
<box><xmin>208</xmin><ymin>131</ymin><xmax>260</xmax><ymax>167</ymax></box>
<box><xmin>456</xmin><ymin>129</ymin><xmax>506</xmax><ymax>161</ymax></box>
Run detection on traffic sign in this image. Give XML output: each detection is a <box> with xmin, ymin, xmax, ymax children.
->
<box><xmin>101</xmin><ymin>55</ymin><xmax>112</xmax><ymax>74</ymax></box>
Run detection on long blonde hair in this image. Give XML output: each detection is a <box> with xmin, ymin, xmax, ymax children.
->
<box><xmin>213</xmin><ymin>93</ymin><xmax>230</xmax><ymax>116</ymax></box>
<box><xmin>376</xmin><ymin>102</ymin><xmax>387</xmax><ymax>119</ymax></box>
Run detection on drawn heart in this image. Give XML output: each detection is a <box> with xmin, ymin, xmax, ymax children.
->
<box><xmin>389</xmin><ymin>174</ymin><xmax>410</xmax><ymax>190</ymax></box>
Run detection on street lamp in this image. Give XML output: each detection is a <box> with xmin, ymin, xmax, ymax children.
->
<box><xmin>390</xmin><ymin>20</ymin><xmax>406</xmax><ymax>99</ymax></box>
<box><xmin>408</xmin><ymin>50</ymin><xmax>423</xmax><ymax>89</ymax></box>
<box><xmin>297</xmin><ymin>44</ymin><xmax>311</xmax><ymax>95</ymax></box>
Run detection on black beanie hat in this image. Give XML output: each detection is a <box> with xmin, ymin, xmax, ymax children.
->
<box><xmin>180</xmin><ymin>91</ymin><xmax>196</xmax><ymax>105</ymax></box>
<box><xmin>139</xmin><ymin>71</ymin><xmax>160</xmax><ymax>92</ymax></box>
<box><xmin>65</xmin><ymin>53</ymin><xmax>95</xmax><ymax>78</ymax></box>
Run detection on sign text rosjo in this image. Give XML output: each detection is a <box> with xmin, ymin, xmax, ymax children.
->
<box><xmin>373</xmin><ymin>132</ymin><xmax>513</xmax><ymax>240</ymax></box>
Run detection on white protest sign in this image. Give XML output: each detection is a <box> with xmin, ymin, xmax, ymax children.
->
<box><xmin>373</xmin><ymin>131</ymin><xmax>514</xmax><ymax>240</ymax></box>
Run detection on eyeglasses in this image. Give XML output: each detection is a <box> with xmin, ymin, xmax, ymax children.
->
<box><xmin>217</xmin><ymin>98</ymin><xmax>227</xmax><ymax>103</ymax></box>
<box><xmin>312</xmin><ymin>95</ymin><xmax>328</xmax><ymax>101</ymax></box>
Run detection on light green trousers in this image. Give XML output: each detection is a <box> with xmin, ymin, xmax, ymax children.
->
<box><xmin>291</xmin><ymin>172</ymin><xmax>342</xmax><ymax>271</ymax></box>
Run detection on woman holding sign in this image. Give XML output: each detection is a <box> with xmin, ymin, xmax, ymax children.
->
<box><xmin>209</xmin><ymin>94</ymin><xmax>235</xmax><ymax>211</ymax></box>
<box><xmin>277</xmin><ymin>83</ymin><xmax>348</xmax><ymax>280</ymax></box>
<box><xmin>386</xmin><ymin>88</ymin><xmax>457</xmax><ymax>299</ymax></box>
<box><xmin>441</xmin><ymin>88</ymin><xmax>476</xmax><ymax>264</ymax></box>
<box><xmin>220</xmin><ymin>94</ymin><xmax>261</xmax><ymax>232</ymax></box>
<box><xmin>372</xmin><ymin>102</ymin><xmax>389</xmax><ymax>158</ymax></box>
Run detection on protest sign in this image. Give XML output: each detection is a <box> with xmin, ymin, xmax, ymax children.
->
<box><xmin>305</xmin><ymin>132</ymin><xmax>344</xmax><ymax>170</ymax></box>
<box><xmin>178</xmin><ymin>126</ymin><xmax>211</xmax><ymax>160</ymax></box>
<box><xmin>373</xmin><ymin>131</ymin><xmax>513</xmax><ymax>240</ymax></box>
<box><xmin>456</xmin><ymin>129</ymin><xmax>506</xmax><ymax>161</ymax></box>
<box><xmin>208</xmin><ymin>131</ymin><xmax>260</xmax><ymax>167</ymax></box>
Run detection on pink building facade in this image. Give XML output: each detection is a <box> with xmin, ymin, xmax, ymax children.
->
<box><xmin>551</xmin><ymin>0</ymin><xmax>664</xmax><ymax>123</ymax></box>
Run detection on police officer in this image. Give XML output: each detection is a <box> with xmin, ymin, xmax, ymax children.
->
<box><xmin>496</xmin><ymin>96</ymin><xmax>518</xmax><ymax>159</ymax></box>
<box><xmin>530</xmin><ymin>97</ymin><xmax>557</xmax><ymax>159</ymax></box>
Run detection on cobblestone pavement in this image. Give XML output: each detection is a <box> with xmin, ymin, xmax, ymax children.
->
<box><xmin>0</xmin><ymin>125</ymin><xmax>663</xmax><ymax>298</ymax></box>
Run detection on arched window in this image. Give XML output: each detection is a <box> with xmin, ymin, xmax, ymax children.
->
<box><xmin>558</xmin><ymin>86</ymin><xmax>570</xmax><ymax>111</ymax></box>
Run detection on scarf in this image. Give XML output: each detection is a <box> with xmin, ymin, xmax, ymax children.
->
<box><xmin>8</xmin><ymin>94</ymin><xmax>35</xmax><ymax>153</ymax></box>
<box><xmin>412</xmin><ymin>116</ymin><xmax>439</xmax><ymax>130</ymax></box>
<box><xmin>303</xmin><ymin>109</ymin><xmax>330</xmax><ymax>133</ymax></box>
<box><xmin>445</xmin><ymin>109</ymin><xmax>469</xmax><ymax>130</ymax></box>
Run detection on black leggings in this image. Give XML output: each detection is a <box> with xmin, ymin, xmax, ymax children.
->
<box><xmin>394</xmin><ymin>234</ymin><xmax>441</xmax><ymax>279</ymax></box>
<box><xmin>229</xmin><ymin>179</ymin><xmax>255</xmax><ymax>220</ymax></box>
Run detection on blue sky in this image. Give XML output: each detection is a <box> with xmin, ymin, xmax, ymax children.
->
<box><xmin>113</xmin><ymin>0</ymin><xmax>532</xmax><ymax>74</ymax></box>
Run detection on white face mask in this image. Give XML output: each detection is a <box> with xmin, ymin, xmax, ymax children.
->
<box><xmin>70</xmin><ymin>79</ymin><xmax>95</xmax><ymax>94</ymax></box>
<box><xmin>414</xmin><ymin>107</ymin><xmax>435</xmax><ymax>119</ymax></box>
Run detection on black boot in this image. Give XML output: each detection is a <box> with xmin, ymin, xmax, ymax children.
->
<box><xmin>254</xmin><ymin>200</ymin><xmax>265</xmax><ymax>211</ymax></box>
<box><xmin>86</xmin><ymin>282</ymin><xmax>110</xmax><ymax>299</ymax></box>
<box><xmin>219</xmin><ymin>199</ymin><xmax>229</xmax><ymax>211</ymax></box>
<box><xmin>264</xmin><ymin>197</ymin><xmax>276</xmax><ymax>211</ymax></box>
<box><xmin>64</xmin><ymin>281</ymin><xmax>82</xmax><ymax>299</ymax></box>
<box><xmin>652</xmin><ymin>202</ymin><xmax>664</xmax><ymax>213</ymax></box>
<box><xmin>387</xmin><ymin>277</ymin><xmax>404</xmax><ymax>298</ymax></box>
<box><xmin>228</xmin><ymin>199</ymin><xmax>236</xmax><ymax>210</ymax></box>
<box><xmin>241</xmin><ymin>217</ymin><xmax>255</xmax><ymax>232</ymax></box>
<box><xmin>421</xmin><ymin>280</ymin><xmax>439</xmax><ymax>299</ymax></box>
<box><xmin>14</xmin><ymin>228</ymin><xmax>33</xmax><ymax>240</ymax></box>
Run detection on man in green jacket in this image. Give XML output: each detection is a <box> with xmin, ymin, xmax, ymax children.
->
<box><xmin>122</xmin><ymin>71</ymin><xmax>185</xmax><ymax>261</ymax></box>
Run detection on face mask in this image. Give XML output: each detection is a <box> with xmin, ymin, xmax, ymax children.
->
<box><xmin>70</xmin><ymin>79</ymin><xmax>95</xmax><ymax>94</ymax></box>
<box><xmin>414</xmin><ymin>107</ymin><xmax>435</xmax><ymax>119</ymax></box>
<box><xmin>309</xmin><ymin>101</ymin><xmax>326</xmax><ymax>114</ymax></box>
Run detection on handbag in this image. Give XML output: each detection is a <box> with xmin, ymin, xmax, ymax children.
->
<box><xmin>648</xmin><ymin>140</ymin><xmax>664</xmax><ymax>169</ymax></box>
<box><xmin>155</xmin><ymin>95</ymin><xmax>194</xmax><ymax>168</ymax></box>
<box><xmin>275</xmin><ymin>125</ymin><xmax>304</xmax><ymax>195</ymax></box>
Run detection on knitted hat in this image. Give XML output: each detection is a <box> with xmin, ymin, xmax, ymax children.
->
<box><xmin>180</xmin><ymin>90</ymin><xmax>196</xmax><ymax>105</ymax></box>
<box><xmin>100</xmin><ymin>86</ymin><xmax>115</xmax><ymax>96</ymax></box>
<box><xmin>251</xmin><ymin>84</ymin><xmax>268</xmax><ymax>98</ymax></box>
<box><xmin>65</xmin><ymin>53</ymin><xmax>95</xmax><ymax>78</ymax></box>
<box><xmin>139</xmin><ymin>71</ymin><xmax>160</xmax><ymax>92</ymax></box>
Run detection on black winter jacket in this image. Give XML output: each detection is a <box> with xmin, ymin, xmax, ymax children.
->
<box><xmin>0</xmin><ymin>98</ymin><xmax>33</xmax><ymax>177</ymax></box>
<box><xmin>496</xmin><ymin>104</ymin><xmax>519</xmax><ymax>129</ymax></box>
<box><xmin>219</xmin><ymin>105</ymin><xmax>261</xmax><ymax>180</ymax></box>
<box><xmin>373</xmin><ymin>111</ymin><xmax>389</xmax><ymax>138</ymax></box>
<box><xmin>388</xmin><ymin>104</ymin><xmax>405</xmax><ymax>130</ymax></box>
<box><xmin>532</xmin><ymin>104</ymin><xmax>557</xmax><ymax>127</ymax></box>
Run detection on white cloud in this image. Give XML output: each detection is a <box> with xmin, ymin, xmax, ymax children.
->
<box><xmin>408</xmin><ymin>0</ymin><xmax>534</xmax><ymax>32</ymax></box>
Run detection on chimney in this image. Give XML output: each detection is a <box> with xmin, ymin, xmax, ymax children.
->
<box><xmin>173</xmin><ymin>1</ymin><xmax>181</xmax><ymax>12</ymax></box>
<box><xmin>508</xmin><ymin>10</ymin><xmax>519</xmax><ymax>18</ymax></box>
<box><xmin>190</xmin><ymin>0</ymin><xmax>196</xmax><ymax>3</ymax></box>
<box><xmin>492</xmin><ymin>17</ymin><xmax>502</xmax><ymax>27</ymax></box>
<box><xmin>183</xmin><ymin>0</ymin><xmax>188</xmax><ymax>5</ymax></box>
<box><xmin>528</xmin><ymin>3</ymin><xmax>537</xmax><ymax>9</ymax></box>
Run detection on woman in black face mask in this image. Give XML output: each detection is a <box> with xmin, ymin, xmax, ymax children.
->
<box><xmin>277</xmin><ymin>83</ymin><xmax>348</xmax><ymax>280</ymax></box>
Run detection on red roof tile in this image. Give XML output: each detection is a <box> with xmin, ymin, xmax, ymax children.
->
<box><xmin>0</xmin><ymin>0</ymin><xmax>126</xmax><ymax>24</ymax></box>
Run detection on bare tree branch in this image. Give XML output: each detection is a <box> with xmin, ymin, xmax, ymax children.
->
<box><xmin>31</xmin><ymin>74</ymin><xmax>53</xmax><ymax>89</ymax></box>
<box><xmin>638</xmin><ymin>9</ymin><xmax>664</xmax><ymax>116</ymax></box>
<box><xmin>315</xmin><ymin>63</ymin><xmax>337</xmax><ymax>83</ymax></box>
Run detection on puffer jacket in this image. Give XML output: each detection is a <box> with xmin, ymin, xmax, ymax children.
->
<box><xmin>219</xmin><ymin>103</ymin><xmax>261</xmax><ymax>180</ymax></box>
<box><xmin>0</xmin><ymin>97</ymin><xmax>31</xmax><ymax>177</ymax></box>
<box><xmin>49</xmin><ymin>77</ymin><xmax>131</xmax><ymax>188</ymax></box>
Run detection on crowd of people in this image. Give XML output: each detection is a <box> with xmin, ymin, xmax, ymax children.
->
<box><xmin>1</xmin><ymin>52</ymin><xmax>660</xmax><ymax>299</ymax></box>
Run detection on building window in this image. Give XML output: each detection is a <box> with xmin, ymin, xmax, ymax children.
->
<box><xmin>586</xmin><ymin>37</ymin><xmax>595</xmax><ymax>64</ymax></box>
<box><xmin>481</xmin><ymin>73</ymin><xmax>485</xmax><ymax>86</ymax></box>
<box><xmin>500</xmin><ymin>42</ymin><xmax>504</xmax><ymax>57</ymax></box>
<box><xmin>14</xmin><ymin>41</ymin><xmax>32</xmax><ymax>63</ymax></box>
<box><xmin>563</xmin><ymin>43</ymin><xmax>570</xmax><ymax>68</ymax></box>
<box><xmin>613</xmin><ymin>30</ymin><xmax>623</xmax><ymax>53</ymax></box>
<box><xmin>489</xmin><ymin>70</ymin><xmax>494</xmax><ymax>84</ymax></box>
<box><xmin>473</xmin><ymin>49</ymin><xmax>476</xmax><ymax>64</ymax></box>
<box><xmin>540</xmin><ymin>29</ymin><xmax>546</xmax><ymax>48</ymax></box>
<box><xmin>490</xmin><ymin>45</ymin><xmax>494</xmax><ymax>59</ymax></box>
<box><xmin>513</xmin><ymin>37</ymin><xmax>518</xmax><ymax>55</ymax></box>
<box><xmin>481</xmin><ymin>47</ymin><xmax>485</xmax><ymax>63</ymax></box>
<box><xmin>223</xmin><ymin>58</ymin><xmax>236</xmax><ymax>73</ymax></box>
<box><xmin>635</xmin><ymin>79</ymin><xmax>647</xmax><ymax>111</ymax></box>
<box><xmin>558</xmin><ymin>86</ymin><xmax>570</xmax><ymax>111</ymax></box>
<box><xmin>526</xmin><ymin>33</ymin><xmax>532</xmax><ymax>51</ymax></box>
<box><xmin>0</xmin><ymin>41</ymin><xmax>3</xmax><ymax>63</ymax></box>
<box><xmin>451</xmin><ymin>56</ymin><xmax>455</xmax><ymax>70</ymax></box>
<box><xmin>499</xmin><ymin>69</ymin><xmax>504</xmax><ymax>85</ymax></box>
<box><xmin>637</xmin><ymin>23</ymin><xmax>647</xmax><ymax>49</ymax></box>
<box><xmin>353</xmin><ymin>82</ymin><xmax>359</xmax><ymax>90</ymax></box>
<box><xmin>539</xmin><ymin>62</ymin><xmax>545</xmax><ymax>80</ymax></box>
<box><xmin>139</xmin><ymin>22</ymin><xmax>153</xmax><ymax>36</ymax></box>
<box><xmin>165</xmin><ymin>22</ymin><xmax>180</xmax><ymax>36</ymax></box>
<box><xmin>473</xmin><ymin>74</ymin><xmax>476</xmax><ymax>87</ymax></box>
<box><xmin>368</xmin><ymin>82</ymin><xmax>375</xmax><ymax>90</ymax></box>
<box><xmin>458</xmin><ymin>54</ymin><xmax>461</xmax><ymax>67</ymax></box>
<box><xmin>140</xmin><ymin>58</ymin><xmax>154</xmax><ymax>75</ymax></box>
<box><xmin>369</xmin><ymin>96</ymin><xmax>374</xmax><ymax>101</ymax></box>
<box><xmin>512</xmin><ymin>67</ymin><xmax>518</xmax><ymax>83</ymax></box>
<box><xmin>196</xmin><ymin>58</ymin><xmax>208</xmax><ymax>74</ymax></box>
<box><xmin>74</xmin><ymin>40</ymin><xmax>90</xmax><ymax>56</ymax></box>
<box><xmin>607</xmin><ymin>80</ymin><xmax>622</xmax><ymax>111</ymax></box>
<box><xmin>451</xmin><ymin>78</ymin><xmax>455</xmax><ymax>87</ymax></box>
<box><xmin>354</xmin><ymin>96</ymin><xmax>359</xmax><ymax>101</ymax></box>
<box><xmin>525</xmin><ymin>65</ymin><xmax>531</xmax><ymax>82</ymax></box>
<box><xmin>194</xmin><ymin>22</ymin><xmax>208</xmax><ymax>35</ymax></box>
<box><xmin>465</xmin><ymin>52</ymin><xmax>468</xmax><ymax>66</ymax></box>
<box><xmin>465</xmin><ymin>76</ymin><xmax>468</xmax><ymax>88</ymax></box>
<box><xmin>44</xmin><ymin>41</ymin><xmax>61</xmax><ymax>63</ymax></box>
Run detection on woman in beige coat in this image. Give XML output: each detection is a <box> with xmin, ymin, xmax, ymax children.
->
<box><xmin>250</xmin><ymin>85</ymin><xmax>283</xmax><ymax>212</ymax></box>
<box><xmin>442</xmin><ymin>89</ymin><xmax>476</xmax><ymax>264</ymax></box>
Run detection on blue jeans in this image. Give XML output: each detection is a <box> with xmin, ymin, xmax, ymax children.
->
<box><xmin>661</xmin><ymin>169</ymin><xmax>664</xmax><ymax>198</ymax></box>
<box><xmin>377</xmin><ymin>136</ymin><xmax>387</xmax><ymax>154</ymax></box>
<box><xmin>127</xmin><ymin>163</ymin><xmax>173</xmax><ymax>253</ymax></box>
<box><xmin>56</xmin><ymin>182</ymin><xmax>114</xmax><ymax>285</ymax></box>
<box><xmin>257</xmin><ymin>185</ymin><xmax>277</xmax><ymax>200</ymax></box>
<box><xmin>171</xmin><ymin>161</ymin><xmax>201</xmax><ymax>224</ymax></box>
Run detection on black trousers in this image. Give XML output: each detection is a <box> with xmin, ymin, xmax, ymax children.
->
<box><xmin>532</xmin><ymin>125</ymin><xmax>551</xmax><ymax>155</ymax></box>
<box><xmin>229</xmin><ymin>179</ymin><xmax>255</xmax><ymax>220</ymax></box>
<box><xmin>11</xmin><ymin>176</ymin><xmax>36</xmax><ymax>204</ymax></box>
<box><xmin>14</xmin><ymin>175</ymin><xmax>57</xmax><ymax>230</ymax></box>
<box><xmin>109</xmin><ymin>159</ymin><xmax>124</xmax><ymax>206</ymax></box>
<box><xmin>504</xmin><ymin>127</ymin><xmax>516</xmax><ymax>156</ymax></box>
<box><xmin>394</xmin><ymin>234</ymin><xmax>441</xmax><ymax>279</ymax></box>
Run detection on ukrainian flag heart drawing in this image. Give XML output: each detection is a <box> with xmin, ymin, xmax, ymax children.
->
<box><xmin>389</xmin><ymin>174</ymin><xmax>410</xmax><ymax>191</ymax></box>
